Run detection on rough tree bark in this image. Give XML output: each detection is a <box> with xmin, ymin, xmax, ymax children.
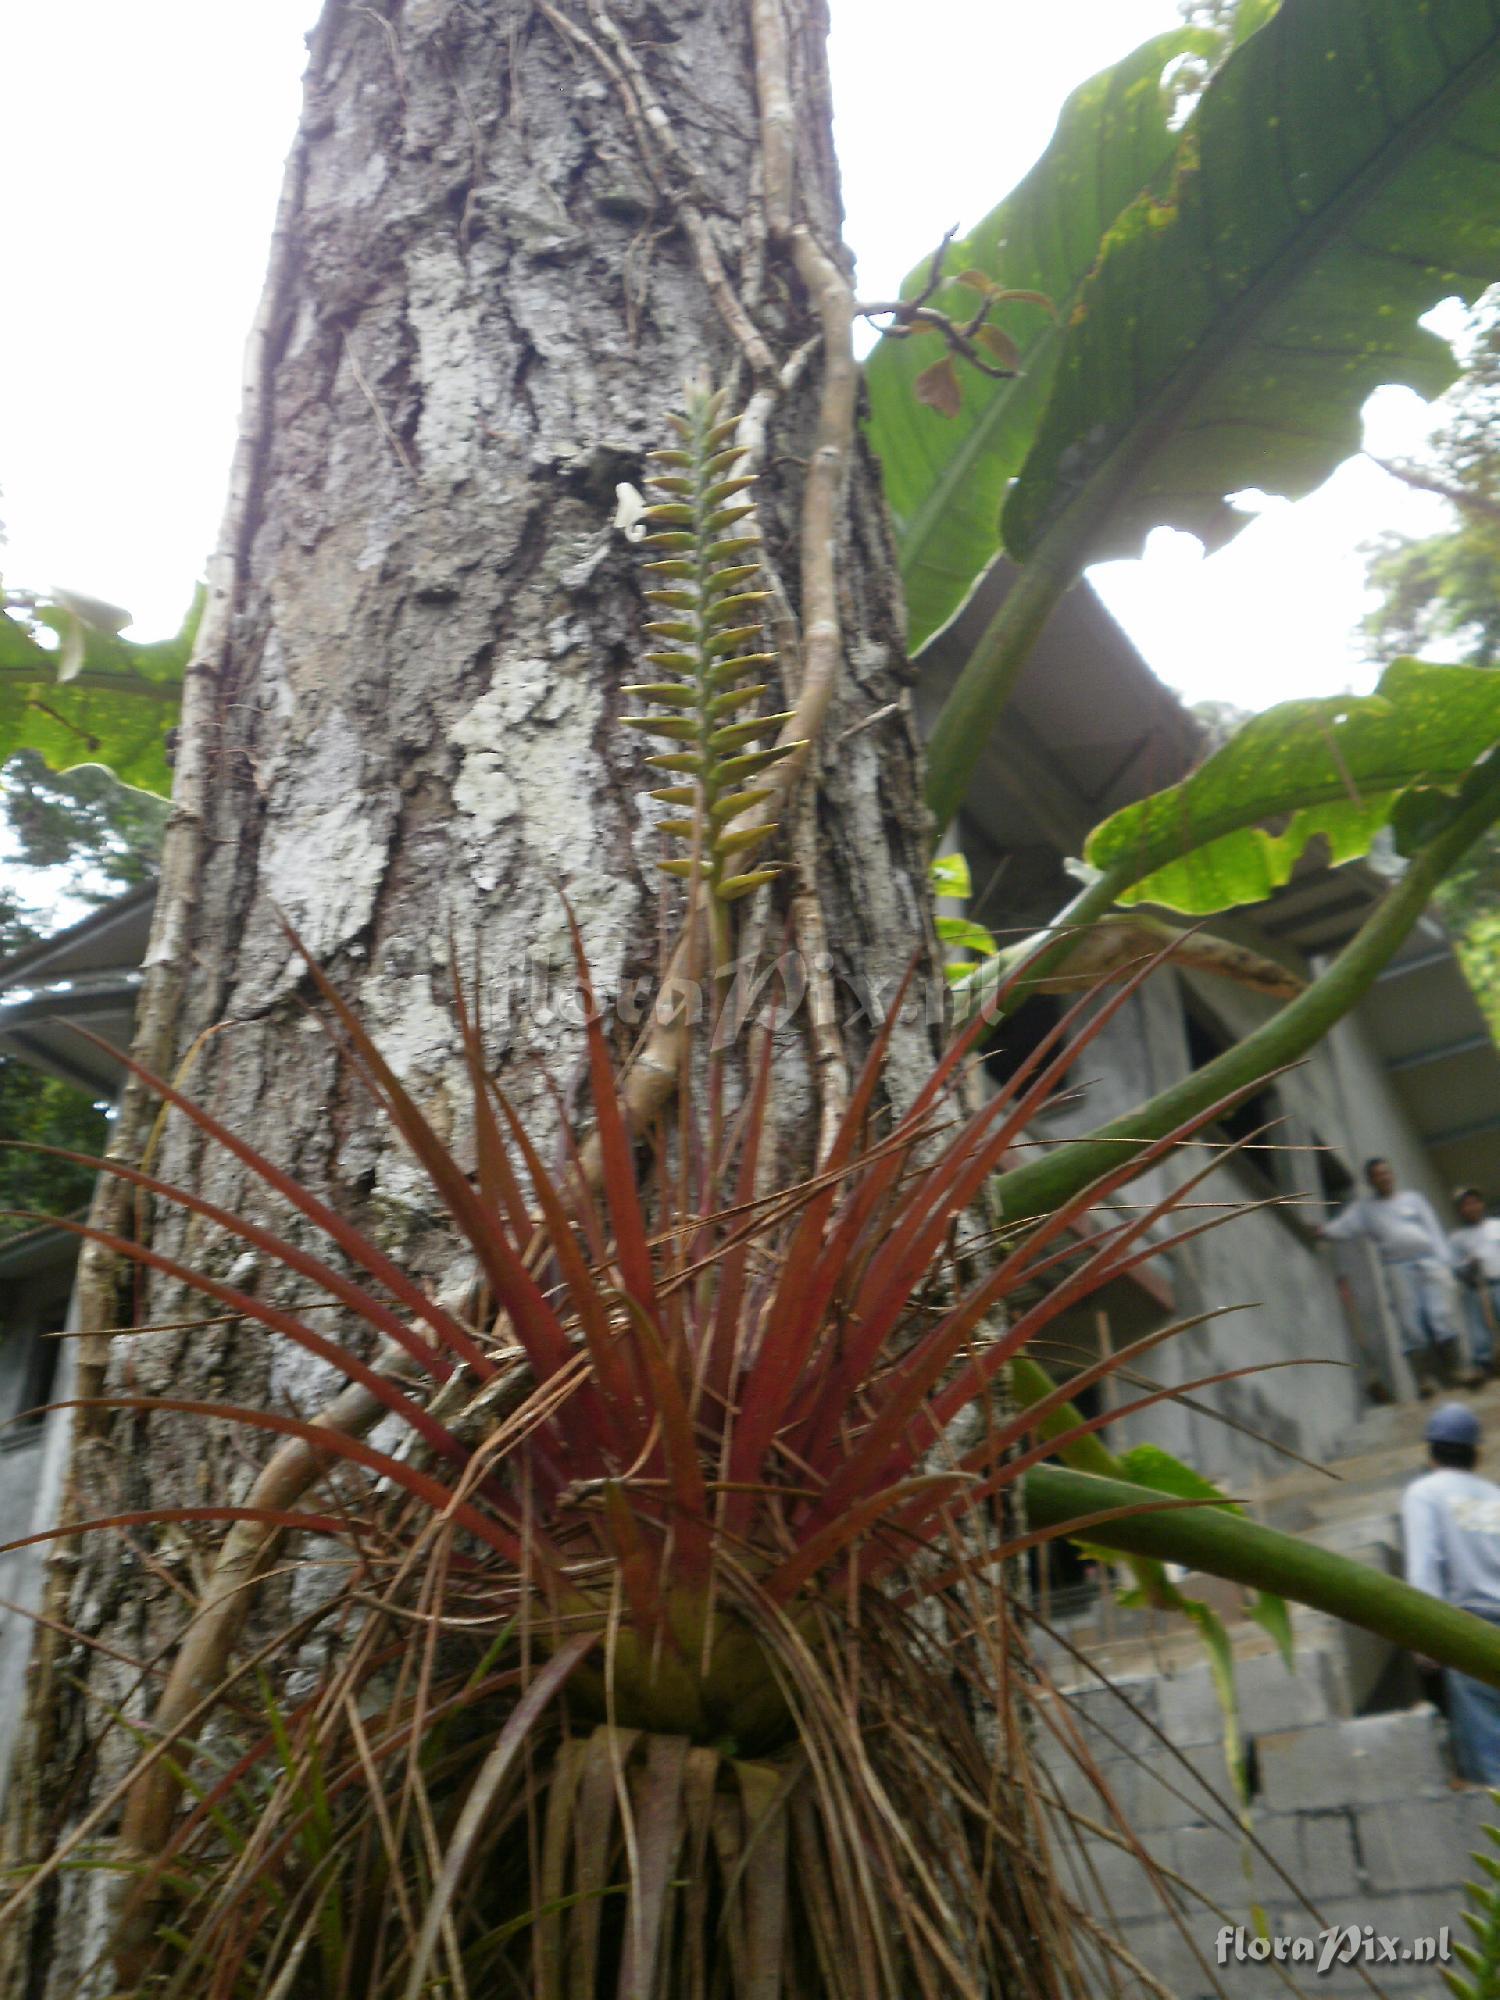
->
<box><xmin>0</xmin><ymin>1</ymin><xmax>940</xmax><ymax>1989</ymax></box>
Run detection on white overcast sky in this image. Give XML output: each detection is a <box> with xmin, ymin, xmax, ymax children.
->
<box><xmin>1</xmin><ymin>0</ymin><xmax>1456</xmax><ymax>711</ymax></box>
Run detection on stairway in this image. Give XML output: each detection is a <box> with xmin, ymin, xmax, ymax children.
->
<box><xmin>1036</xmin><ymin>1381</ymin><xmax>1500</xmax><ymax>1995</ymax></box>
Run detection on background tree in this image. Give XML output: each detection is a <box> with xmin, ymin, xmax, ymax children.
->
<box><xmin>1365</xmin><ymin>292</ymin><xmax>1500</xmax><ymax>1026</ymax></box>
<box><xmin>0</xmin><ymin>750</ymin><xmax>167</xmax><ymax>1235</ymax></box>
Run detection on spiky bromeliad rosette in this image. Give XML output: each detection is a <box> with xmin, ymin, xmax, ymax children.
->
<box><xmin>0</xmin><ymin>397</ymin><xmax>1257</xmax><ymax>2000</ymax></box>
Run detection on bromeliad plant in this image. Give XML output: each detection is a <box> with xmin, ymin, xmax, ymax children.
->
<box><xmin>1</xmin><ymin>914</ymin><xmax>1289</xmax><ymax>1999</ymax></box>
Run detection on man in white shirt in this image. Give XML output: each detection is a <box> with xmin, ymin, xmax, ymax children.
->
<box><xmin>1402</xmin><ymin>1403</ymin><xmax>1500</xmax><ymax>1783</ymax></box>
<box><xmin>1317</xmin><ymin>1157</ymin><xmax>1473</xmax><ymax>1395</ymax></box>
<box><xmin>1451</xmin><ymin>1186</ymin><xmax>1500</xmax><ymax>1374</ymax></box>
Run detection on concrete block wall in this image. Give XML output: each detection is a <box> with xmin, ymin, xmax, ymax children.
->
<box><xmin>1043</xmin><ymin>1653</ymin><xmax>1492</xmax><ymax>1998</ymax></box>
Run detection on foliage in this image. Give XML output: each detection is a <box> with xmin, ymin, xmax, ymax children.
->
<box><xmin>0</xmin><ymin>748</ymin><xmax>166</xmax><ymax>1237</ymax></box>
<box><xmin>1446</xmin><ymin>1795</ymin><xmax>1500</xmax><ymax>2000</ymax></box>
<box><xmin>1363</xmin><ymin>294</ymin><xmax>1500</xmax><ymax>1028</ymax></box>
<box><xmin>929</xmin><ymin>851</ymin><xmax>999</xmax><ymax>981</ymax></box>
<box><xmin>1365</xmin><ymin>302</ymin><xmax>1500</xmax><ymax>672</ymax></box>
<box><xmin>1003</xmin><ymin>0</ymin><xmax>1500</xmax><ymax>567</ymax></box>
<box><xmin>864</xmin><ymin>24</ymin><xmax>1207</xmax><ymax>651</ymax></box>
<box><xmin>2</xmin><ymin>745</ymin><xmax>167</xmax><ymax>902</ymax></box>
<box><xmin>868</xmin><ymin>0</ymin><xmax>1500</xmax><ymax>827</ymax></box>
<box><xmin>1084</xmin><ymin>659</ymin><xmax>1500</xmax><ymax>915</ymax></box>
<box><xmin>0</xmin><ymin>1070</ymin><xmax>108</xmax><ymax>1238</ymax></box>
<box><xmin>0</xmin><ymin>584</ymin><xmax>199</xmax><ymax>795</ymax></box>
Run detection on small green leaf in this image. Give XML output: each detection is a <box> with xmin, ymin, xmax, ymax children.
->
<box><xmin>716</xmin><ymin>868</ymin><xmax>780</xmax><ymax>901</ymax></box>
<box><xmin>929</xmin><ymin>852</ymin><xmax>973</xmax><ymax>899</ymax></box>
<box><xmin>622</xmin><ymin>714</ymin><xmax>699</xmax><ymax>740</ymax></box>
<box><xmin>934</xmin><ymin>915</ymin><xmax>999</xmax><ymax>957</ymax></box>
<box><xmin>0</xmin><ymin>585</ymin><xmax>201</xmax><ymax>794</ymax></box>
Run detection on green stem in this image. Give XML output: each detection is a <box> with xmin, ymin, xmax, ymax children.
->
<box><xmin>991</xmin><ymin>756</ymin><xmax>1500</xmax><ymax>1224</ymax></box>
<box><xmin>921</xmin><ymin>545</ymin><xmax>1078</xmax><ymax>832</ymax></box>
<box><xmin>1024</xmin><ymin>1463</ymin><xmax>1500</xmax><ymax>1690</ymax></box>
<box><xmin>953</xmin><ymin>858</ymin><xmax>1137</xmax><ymax>1025</ymax></box>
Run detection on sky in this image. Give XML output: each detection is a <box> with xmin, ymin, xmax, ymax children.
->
<box><xmin>0</xmin><ymin>0</ymin><xmax>1458</xmax><ymax>714</ymax></box>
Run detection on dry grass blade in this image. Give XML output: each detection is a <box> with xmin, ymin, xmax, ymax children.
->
<box><xmin>401</xmin><ymin>1631</ymin><xmax>601</xmax><ymax>2000</ymax></box>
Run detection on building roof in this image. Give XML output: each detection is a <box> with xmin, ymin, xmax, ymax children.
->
<box><xmin>0</xmin><ymin>881</ymin><xmax>154</xmax><ymax>1097</ymax></box>
<box><xmin>918</xmin><ymin>559</ymin><xmax>1500</xmax><ymax>1199</ymax></box>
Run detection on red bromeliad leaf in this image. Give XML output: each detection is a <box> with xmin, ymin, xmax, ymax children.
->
<box><xmin>492</xmin><ymin>1085</ymin><xmax>645</xmax><ymax>1464</ymax></box>
<box><xmin>602</xmin><ymin>1480</ymin><xmax>669</xmax><ymax>1651</ymax></box>
<box><xmin>705</xmin><ymin>1013</ymin><xmax>776</xmax><ymax>1422</ymax></box>
<box><xmin>564</xmin><ymin>902</ymin><xmax>663</xmax><ymax>1336</ymax></box>
<box><xmin>880</xmin><ymin>1358</ymin><xmax>1311</xmax><ymax>1596</ymax></box>
<box><xmin>6</xmin><ymin>1140</ymin><xmax>463</xmax><ymax>1387</ymax></box>
<box><xmin>14</xmin><ymin>1212</ymin><xmax>474</xmax><ymax>1473</ymax></box>
<box><xmin>282</xmin><ymin>929</ymin><xmax>581</xmax><ymax>1390</ymax></box>
<box><xmin>58</xmin><ymin>1397</ymin><xmax>541</xmax><ymax>1570</ymax></box>
<box><xmin>68</xmin><ymin>1025</ymin><xmax>495</xmax><ymax>1381</ymax></box>
<box><xmin>722</xmin><ymin>964</ymin><xmax>922</xmax><ymax>1519</ymax></box>
<box><xmin>799</xmin><ymin>1068</ymin><xmax>1287</xmax><ymax>1538</ymax></box>
<box><xmin>762</xmin><ymin>1475</ymin><xmax>972</xmax><ymax>1605</ymax></box>
<box><xmin>0</xmin><ymin>1506</ymin><xmax>356</xmax><ymax>1559</ymax></box>
<box><xmin>617</xmin><ymin>1299</ymin><xmax>712</xmax><ymax>1585</ymax></box>
<box><xmin>793</xmin><ymin>936</ymin><xmax>1193</xmax><ymax>1470</ymax></box>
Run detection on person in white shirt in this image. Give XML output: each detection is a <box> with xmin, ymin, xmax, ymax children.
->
<box><xmin>1401</xmin><ymin>1402</ymin><xmax>1500</xmax><ymax>1783</ymax></box>
<box><xmin>1450</xmin><ymin>1186</ymin><xmax>1500</xmax><ymax>1374</ymax></box>
<box><xmin>1316</xmin><ymin>1157</ymin><xmax>1473</xmax><ymax>1396</ymax></box>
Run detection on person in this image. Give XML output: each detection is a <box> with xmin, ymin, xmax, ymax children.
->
<box><xmin>1316</xmin><ymin>1157</ymin><xmax>1475</xmax><ymax>1396</ymax></box>
<box><xmin>1401</xmin><ymin>1403</ymin><xmax>1500</xmax><ymax>1785</ymax></box>
<box><xmin>1451</xmin><ymin>1186</ymin><xmax>1500</xmax><ymax>1375</ymax></box>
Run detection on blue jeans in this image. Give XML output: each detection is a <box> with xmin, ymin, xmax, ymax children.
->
<box><xmin>1384</xmin><ymin>1257</ymin><xmax>1461</xmax><ymax>1356</ymax></box>
<box><xmin>1447</xmin><ymin>1617</ymin><xmax>1500</xmax><ymax>1782</ymax></box>
<box><xmin>1463</xmin><ymin>1280</ymin><xmax>1500</xmax><ymax>1369</ymax></box>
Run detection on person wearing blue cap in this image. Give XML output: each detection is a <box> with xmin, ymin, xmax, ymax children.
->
<box><xmin>1402</xmin><ymin>1403</ymin><xmax>1500</xmax><ymax>1783</ymax></box>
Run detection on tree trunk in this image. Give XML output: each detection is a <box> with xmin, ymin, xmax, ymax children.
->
<box><xmin>1</xmin><ymin>1</ymin><xmax>938</xmax><ymax>1989</ymax></box>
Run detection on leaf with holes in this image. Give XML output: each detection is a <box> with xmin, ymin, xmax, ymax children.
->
<box><xmin>1084</xmin><ymin>660</ymin><xmax>1500</xmax><ymax>913</ymax></box>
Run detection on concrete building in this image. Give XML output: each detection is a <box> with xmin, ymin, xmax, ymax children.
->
<box><xmin>0</xmin><ymin>883</ymin><xmax>152</xmax><ymax>1802</ymax></box>
<box><xmin>919</xmin><ymin>565</ymin><xmax>1500</xmax><ymax>1489</ymax></box>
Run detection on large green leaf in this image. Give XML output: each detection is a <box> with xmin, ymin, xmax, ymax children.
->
<box><xmin>1085</xmin><ymin>658</ymin><xmax>1500</xmax><ymax>913</ymax></box>
<box><xmin>1006</xmin><ymin>0</ymin><xmax>1500</xmax><ymax>566</ymax></box>
<box><xmin>863</xmin><ymin>28</ymin><xmax>1210</xmax><ymax>651</ymax></box>
<box><xmin>0</xmin><ymin>590</ymin><xmax>199</xmax><ymax>795</ymax></box>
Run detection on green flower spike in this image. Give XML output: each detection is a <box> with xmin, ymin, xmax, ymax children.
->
<box><xmin>623</xmin><ymin>388</ymin><xmax>804</xmax><ymax>934</ymax></box>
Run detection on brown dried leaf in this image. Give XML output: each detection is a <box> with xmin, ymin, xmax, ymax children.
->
<box><xmin>913</xmin><ymin>354</ymin><xmax>962</xmax><ymax>420</ymax></box>
<box><xmin>976</xmin><ymin>323</ymin><xmax>1022</xmax><ymax>371</ymax></box>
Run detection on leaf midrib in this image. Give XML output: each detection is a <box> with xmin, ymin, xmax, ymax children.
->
<box><xmin>1018</xmin><ymin>4</ymin><xmax>1500</xmax><ymax>566</ymax></box>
